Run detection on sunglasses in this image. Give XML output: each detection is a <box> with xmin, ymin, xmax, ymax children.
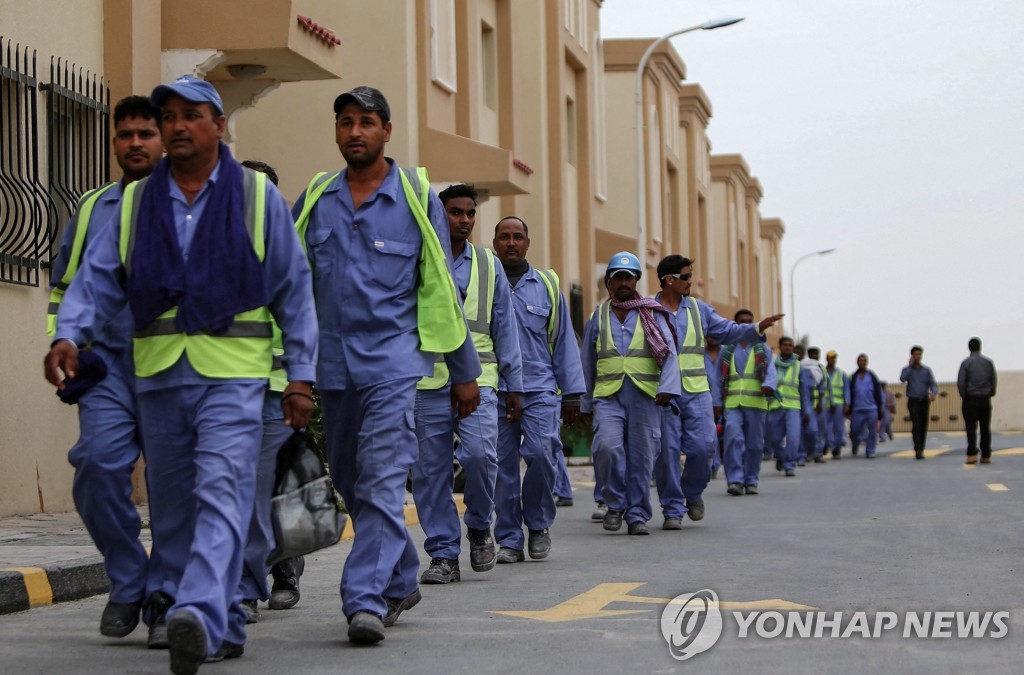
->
<box><xmin>663</xmin><ymin>273</ymin><xmax>692</xmax><ymax>281</ymax></box>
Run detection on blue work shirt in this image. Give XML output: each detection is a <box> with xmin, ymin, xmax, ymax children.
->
<box><xmin>850</xmin><ymin>370</ymin><xmax>882</xmax><ymax>412</ymax></box>
<box><xmin>452</xmin><ymin>244</ymin><xmax>522</xmax><ymax>392</ymax></box>
<box><xmin>55</xmin><ymin>161</ymin><xmax>319</xmax><ymax>391</ymax></box>
<box><xmin>900</xmin><ymin>364</ymin><xmax>938</xmax><ymax>399</ymax></box>
<box><xmin>799</xmin><ymin>366</ymin><xmax>818</xmax><ymax>414</ymax></box>
<box><xmin>579</xmin><ymin>304</ymin><xmax>681</xmax><ymax>413</ymax></box>
<box><xmin>721</xmin><ymin>344</ymin><xmax>778</xmax><ymax>396</ymax></box>
<box><xmin>50</xmin><ymin>180</ymin><xmax>133</xmax><ymax>358</ymax></box>
<box><xmin>705</xmin><ymin>349</ymin><xmax>723</xmax><ymax>408</ymax></box>
<box><xmin>294</xmin><ymin>159</ymin><xmax>480</xmax><ymax>390</ymax></box>
<box><xmin>501</xmin><ymin>265</ymin><xmax>585</xmax><ymax>397</ymax></box>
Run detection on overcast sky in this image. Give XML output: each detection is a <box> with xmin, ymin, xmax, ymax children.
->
<box><xmin>599</xmin><ymin>0</ymin><xmax>1024</xmax><ymax>381</ymax></box>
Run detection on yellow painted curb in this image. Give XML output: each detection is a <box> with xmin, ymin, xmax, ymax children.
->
<box><xmin>338</xmin><ymin>495</ymin><xmax>462</xmax><ymax>541</ymax></box>
<box><xmin>5</xmin><ymin>567</ymin><xmax>53</xmax><ymax>607</ymax></box>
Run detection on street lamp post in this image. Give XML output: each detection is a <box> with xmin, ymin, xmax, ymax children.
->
<box><xmin>789</xmin><ymin>248</ymin><xmax>836</xmax><ymax>343</ymax></box>
<box><xmin>635</xmin><ymin>17</ymin><xmax>744</xmax><ymax>283</ymax></box>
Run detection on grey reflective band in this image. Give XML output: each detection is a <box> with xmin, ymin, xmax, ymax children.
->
<box><xmin>272</xmin><ymin>355</ymin><xmax>284</xmax><ymax>371</ymax></box>
<box><xmin>679</xmin><ymin>347</ymin><xmax>704</xmax><ymax>354</ymax></box>
<box><xmin>680</xmin><ymin>368</ymin><xmax>706</xmax><ymax>377</ymax></box>
<box><xmin>133</xmin><ymin>318</ymin><xmax>272</xmax><ymax>339</ymax></box>
<box><xmin>596</xmin><ymin>301</ymin><xmax>652</xmax><ymax>359</ymax></box>
<box><xmin>729</xmin><ymin>374</ymin><xmax>761</xmax><ymax>381</ymax></box>
<box><xmin>466</xmin><ymin>319</ymin><xmax>490</xmax><ymax>334</ymax></box>
<box><xmin>470</xmin><ymin>243</ymin><xmax>491</xmax><ymax>330</ymax></box>
<box><xmin>685</xmin><ymin>298</ymin><xmax>705</xmax><ymax>351</ymax></box>
<box><xmin>47</xmin><ymin>302</ymin><xmax>60</xmax><ymax>315</ymax></box>
<box><xmin>630</xmin><ymin>373</ymin><xmax>661</xmax><ymax>382</ymax></box>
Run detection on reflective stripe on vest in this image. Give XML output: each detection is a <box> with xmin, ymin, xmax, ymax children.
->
<box><xmin>676</xmin><ymin>298</ymin><xmax>709</xmax><ymax>394</ymax></box>
<box><xmin>46</xmin><ymin>182</ymin><xmax>118</xmax><ymax>336</ymax></box>
<box><xmin>118</xmin><ymin>168</ymin><xmax>273</xmax><ymax>379</ymax></box>
<box><xmin>593</xmin><ymin>301</ymin><xmax>660</xmax><ymax>399</ymax></box>
<box><xmin>725</xmin><ymin>350</ymin><xmax>767</xmax><ymax>410</ymax></box>
<box><xmin>770</xmin><ymin>360</ymin><xmax>801</xmax><ymax>411</ymax></box>
<box><xmin>419</xmin><ymin>242</ymin><xmax>498</xmax><ymax>390</ymax></box>
<box><xmin>534</xmin><ymin>268</ymin><xmax>560</xmax><ymax>352</ymax></box>
<box><xmin>828</xmin><ymin>368</ymin><xmax>846</xmax><ymax>405</ymax></box>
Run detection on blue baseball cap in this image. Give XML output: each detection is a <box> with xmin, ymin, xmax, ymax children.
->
<box><xmin>151</xmin><ymin>75</ymin><xmax>224</xmax><ymax>115</ymax></box>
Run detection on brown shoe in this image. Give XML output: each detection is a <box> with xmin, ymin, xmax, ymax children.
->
<box><xmin>980</xmin><ymin>457</ymin><xmax>991</xmax><ymax>464</ymax></box>
<box><xmin>965</xmin><ymin>455</ymin><xmax>978</xmax><ymax>465</ymax></box>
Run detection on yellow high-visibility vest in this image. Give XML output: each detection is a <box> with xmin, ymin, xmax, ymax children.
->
<box><xmin>593</xmin><ymin>301</ymin><xmax>660</xmax><ymax>399</ymax></box>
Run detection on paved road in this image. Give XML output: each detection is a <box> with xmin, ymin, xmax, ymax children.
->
<box><xmin>2</xmin><ymin>431</ymin><xmax>1022</xmax><ymax>674</ymax></box>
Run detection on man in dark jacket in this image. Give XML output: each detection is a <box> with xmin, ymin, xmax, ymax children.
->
<box><xmin>958</xmin><ymin>338</ymin><xmax>997</xmax><ymax>464</ymax></box>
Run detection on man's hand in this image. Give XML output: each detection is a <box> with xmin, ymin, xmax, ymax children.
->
<box><xmin>757</xmin><ymin>313</ymin><xmax>785</xmax><ymax>333</ymax></box>
<box><xmin>843</xmin><ymin>404</ymin><xmax>851</xmax><ymax>419</ymax></box>
<box><xmin>761</xmin><ymin>386</ymin><xmax>774</xmax><ymax>397</ymax></box>
<box><xmin>281</xmin><ymin>381</ymin><xmax>315</xmax><ymax>429</ymax></box>
<box><xmin>655</xmin><ymin>393</ymin><xmax>673</xmax><ymax>407</ymax></box>
<box><xmin>451</xmin><ymin>380</ymin><xmax>480</xmax><ymax>419</ymax></box>
<box><xmin>505</xmin><ymin>392</ymin><xmax>523</xmax><ymax>423</ymax></box>
<box><xmin>561</xmin><ymin>402</ymin><xmax>580</xmax><ymax>427</ymax></box>
<box><xmin>43</xmin><ymin>340</ymin><xmax>79</xmax><ymax>390</ymax></box>
<box><xmin>928</xmin><ymin>393</ymin><xmax>936</xmax><ymax>402</ymax></box>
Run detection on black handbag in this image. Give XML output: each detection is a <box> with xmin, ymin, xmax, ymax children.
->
<box><xmin>267</xmin><ymin>430</ymin><xmax>347</xmax><ymax>566</ymax></box>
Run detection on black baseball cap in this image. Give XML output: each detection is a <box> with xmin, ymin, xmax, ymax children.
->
<box><xmin>333</xmin><ymin>86</ymin><xmax>390</xmax><ymax>123</ymax></box>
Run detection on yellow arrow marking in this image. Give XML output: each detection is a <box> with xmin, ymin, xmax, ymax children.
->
<box><xmin>489</xmin><ymin>583</ymin><xmax>816</xmax><ymax>622</ymax></box>
<box><xmin>994</xmin><ymin>448</ymin><xmax>1024</xmax><ymax>456</ymax></box>
<box><xmin>890</xmin><ymin>448</ymin><xmax>950</xmax><ymax>458</ymax></box>
<box><xmin>986</xmin><ymin>483</ymin><xmax>1009</xmax><ymax>492</ymax></box>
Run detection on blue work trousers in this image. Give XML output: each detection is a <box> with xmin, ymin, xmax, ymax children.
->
<box><xmin>679</xmin><ymin>391</ymin><xmax>714</xmax><ymax>502</ymax></box>
<box><xmin>413</xmin><ymin>387</ymin><xmax>498</xmax><ymax>559</ymax></box>
<box><xmin>879</xmin><ymin>406</ymin><xmax>892</xmax><ymax>441</ymax></box>
<box><xmin>850</xmin><ymin>409</ymin><xmax>879</xmax><ymax>457</ymax></box>
<box><xmin>799</xmin><ymin>410</ymin><xmax>818</xmax><ymax>461</ymax></box>
<box><xmin>322</xmin><ymin>378</ymin><xmax>420</xmax><ymax>621</ymax></box>
<box><xmin>724</xmin><ymin>407</ymin><xmax>766</xmax><ymax>487</ymax></box>
<box><xmin>654</xmin><ymin>409</ymin><xmax>685</xmax><ymax>519</ymax></box>
<box><xmin>140</xmin><ymin>382</ymin><xmax>263</xmax><ymax>655</ymax></box>
<box><xmin>495</xmin><ymin>391</ymin><xmax>558</xmax><ymax>550</ymax></box>
<box><xmin>68</xmin><ymin>352</ymin><xmax>148</xmax><ymax>605</ymax></box>
<box><xmin>827</xmin><ymin>406</ymin><xmax>846</xmax><ymax>449</ymax></box>
<box><xmin>552</xmin><ymin>423</ymin><xmax>574</xmax><ymax>500</ymax></box>
<box><xmin>767</xmin><ymin>408</ymin><xmax>801</xmax><ymax>471</ymax></box>
<box><xmin>592</xmin><ymin>379</ymin><xmax>660</xmax><ymax>524</ymax></box>
<box><xmin>239</xmin><ymin>392</ymin><xmax>293</xmax><ymax>602</ymax></box>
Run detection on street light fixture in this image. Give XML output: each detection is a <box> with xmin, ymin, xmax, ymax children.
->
<box><xmin>789</xmin><ymin>248</ymin><xmax>836</xmax><ymax>343</ymax></box>
<box><xmin>635</xmin><ymin>17</ymin><xmax>745</xmax><ymax>283</ymax></box>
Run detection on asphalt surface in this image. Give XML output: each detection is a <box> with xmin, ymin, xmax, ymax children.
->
<box><xmin>2</xmin><ymin>431</ymin><xmax>1022</xmax><ymax>674</ymax></box>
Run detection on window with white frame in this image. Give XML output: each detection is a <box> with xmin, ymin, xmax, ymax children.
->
<box><xmin>430</xmin><ymin>0</ymin><xmax>457</xmax><ymax>93</ymax></box>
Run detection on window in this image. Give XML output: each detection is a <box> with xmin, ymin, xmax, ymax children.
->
<box><xmin>430</xmin><ymin>0</ymin><xmax>457</xmax><ymax>93</ymax></box>
<box><xmin>481</xmin><ymin>21</ymin><xmax>497</xmax><ymax>110</ymax></box>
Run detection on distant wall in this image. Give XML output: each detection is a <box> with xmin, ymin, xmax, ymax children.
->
<box><xmin>886</xmin><ymin>370</ymin><xmax>1021</xmax><ymax>433</ymax></box>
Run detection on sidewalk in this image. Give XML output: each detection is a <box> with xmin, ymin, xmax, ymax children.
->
<box><xmin>0</xmin><ymin>461</ymin><xmax>597</xmax><ymax>616</ymax></box>
<box><xmin>0</xmin><ymin>507</ymin><xmax>151</xmax><ymax>615</ymax></box>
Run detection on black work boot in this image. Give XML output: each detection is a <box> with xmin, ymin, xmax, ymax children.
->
<box><xmin>269</xmin><ymin>556</ymin><xmax>304</xmax><ymax>610</ymax></box>
<box><xmin>466</xmin><ymin>528</ymin><xmax>497</xmax><ymax>572</ymax></box>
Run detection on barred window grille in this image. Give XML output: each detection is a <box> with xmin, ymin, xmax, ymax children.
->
<box><xmin>0</xmin><ymin>37</ymin><xmax>109</xmax><ymax>287</ymax></box>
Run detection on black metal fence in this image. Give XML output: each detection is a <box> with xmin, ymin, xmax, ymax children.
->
<box><xmin>0</xmin><ymin>37</ymin><xmax>108</xmax><ymax>287</ymax></box>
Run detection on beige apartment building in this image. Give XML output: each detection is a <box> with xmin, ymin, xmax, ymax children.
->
<box><xmin>0</xmin><ymin>0</ymin><xmax>783</xmax><ymax>517</ymax></box>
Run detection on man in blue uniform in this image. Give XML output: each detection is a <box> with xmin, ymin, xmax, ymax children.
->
<box><xmin>45</xmin><ymin>95</ymin><xmax>163</xmax><ymax>641</ymax></box>
<box><xmin>581</xmin><ymin>253</ymin><xmax>680</xmax><ymax>535</ymax></box>
<box><xmin>766</xmin><ymin>336</ymin><xmax>806</xmax><ymax>477</ymax></box>
<box><xmin>719</xmin><ymin>310</ymin><xmax>778</xmax><ymax>495</ymax></box>
<box><xmin>849</xmin><ymin>354</ymin><xmax>885</xmax><ymax>458</ymax></box>
<box><xmin>45</xmin><ymin>76</ymin><xmax>319</xmax><ymax>674</ymax></box>
<box><xmin>413</xmin><ymin>185</ymin><xmax>523</xmax><ymax>584</ymax></box>
<box><xmin>824</xmin><ymin>350</ymin><xmax>850</xmax><ymax>458</ymax></box>
<box><xmin>652</xmin><ymin>255</ymin><xmax>782</xmax><ymax>521</ymax></box>
<box><xmin>706</xmin><ymin>336</ymin><xmax>725</xmax><ymax>479</ymax></box>
<box><xmin>292</xmin><ymin>86</ymin><xmax>481</xmax><ymax>645</ymax></box>
<box><xmin>491</xmin><ymin>216</ymin><xmax>585</xmax><ymax>561</ymax></box>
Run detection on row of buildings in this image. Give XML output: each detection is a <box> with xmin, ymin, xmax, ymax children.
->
<box><xmin>0</xmin><ymin>0</ymin><xmax>786</xmax><ymax>516</ymax></box>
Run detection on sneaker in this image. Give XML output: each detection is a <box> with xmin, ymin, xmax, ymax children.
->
<box><xmin>685</xmin><ymin>500</ymin><xmax>705</xmax><ymax>522</ymax></box>
<box><xmin>627</xmin><ymin>521</ymin><xmax>650</xmax><ymax>535</ymax></box>
<box><xmin>347</xmin><ymin>611</ymin><xmax>385</xmax><ymax>645</ymax></box>
<box><xmin>727</xmin><ymin>483</ymin><xmax>744</xmax><ymax>496</ymax></box>
<box><xmin>602</xmin><ymin>509</ymin><xmax>624</xmax><ymax>531</ymax></box>
<box><xmin>241</xmin><ymin>599</ymin><xmax>260</xmax><ymax>624</ymax></box>
<box><xmin>556</xmin><ymin>496</ymin><xmax>574</xmax><ymax>507</ymax></box>
<box><xmin>745</xmin><ymin>485</ymin><xmax>759</xmax><ymax>495</ymax></box>
<box><xmin>420</xmin><ymin>557</ymin><xmax>460</xmax><ymax>584</ymax></box>
<box><xmin>785</xmin><ymin>469</ymin><xmax>796</xmax><ymax>477</ymax></box>
<box><xmin>662</xmin><ymin>517</ymin><xmax>683</xmax><ymax>530</ymax></box>
<box><xmin>467</xmin><ymin>527</ymin><xmax>496</xmax><ymax>572</ymax></box>
<box><xmin>383</xmin><ymin>588</ymin><xmax>421</xmax><ymax>627</ymax></box>
<box><xmin>100</xmin><ymin>599</ymin><xmax>142</xmax><ymax>638</ymax></box>
<box><xmin>268</xmin><ymin>556</ymin><xmax>304</xmax><ymax>610</ymax></box>
<box><xmin>167</xmin><ymin>611</ymin><xmax>208</xmax><ymax>675</ymax></box>
<box><xmin>591</xmin><ymin>502</ymin><xmax>608</xmax><ymax>521</ymax></box>
<box><xmin>147</xmin><ymin>591</ymin><xmax>173</xmax><ymax>650</ymax></box>
<box><xmin>496</xmin><ymin>547</ymin><xmax>525</xmax><ymax>564</ymax></box>
<box><xmin>205</xmin><ymin>641</ymin><xmax>244</xmax><ymax>663</ymax></box>
<box><xmin>527</xmin><ymin>529</ymin><xmax>551</xmax><ymax>559</ymax></box>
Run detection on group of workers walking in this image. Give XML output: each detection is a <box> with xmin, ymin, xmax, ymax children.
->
<box><xmin>40</xmin><ymin>76</ymin><xmax>999</xmax><ymax>675</ymax></box>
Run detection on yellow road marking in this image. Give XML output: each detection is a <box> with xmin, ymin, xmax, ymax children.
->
<box><xmin>575</xmin><ymin>481</ymin><xmax>596</xmax><ymax>488</ymax></box>
<box><xmin>994</xmin><ymin>448</ymin><xmax>1024</xmax><ymax>456</ymax></box>
<box><xmin>890</xmin><ymin>448</ymin><xmax>950</xmax><ymax>458</ymax></box>
<box><xmin>986</xmin><ymin>483</ymin><xmax>1009</xmax><ymax>492</ymax></box>
<box><xmin>489</xmin><ymin>582</ymin><xmax>815</xmax><ymax>622</ymax></box>
<box><xmin>4</xmin><ymin>567</ymin><xmax>53</xmax><ymax>607</ymax></box>
<box><xmin>963</xmin><ymin>463</ymin><xmax>977</xmax><ymax>470</ymax></box>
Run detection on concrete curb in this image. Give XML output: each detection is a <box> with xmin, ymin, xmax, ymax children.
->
<box><xmin>1</xmin><ymin>555</ymin><xmax>110</xmax><ymax>615</ymax></box>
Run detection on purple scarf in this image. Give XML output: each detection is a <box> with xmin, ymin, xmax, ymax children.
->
<box><xmin>127</xmin><ymin>142</ymin><xmax>267</xmax><ymax>334</ymax></box>
<box><xmin>610</xmin><ymin>292</ymin><xmax>676</xmax><ymax>367</ymax></box>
